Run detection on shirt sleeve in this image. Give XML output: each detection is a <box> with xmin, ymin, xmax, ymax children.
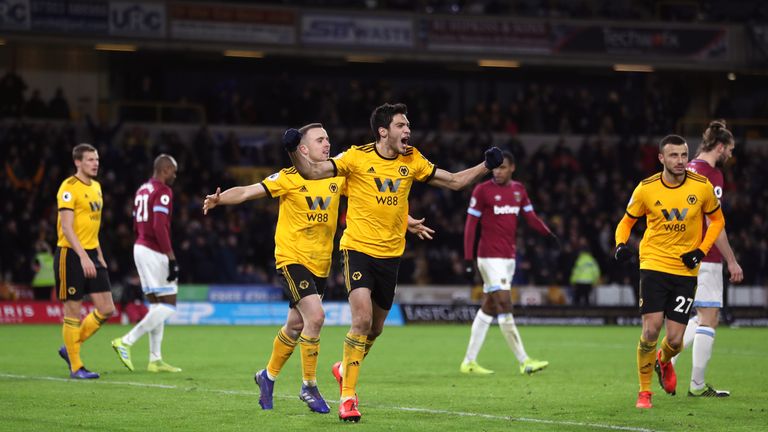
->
<box><xmin>57</xmin><ymin>182</ymin><xmax>76</xmax><ymax>211</ymax></box>
<box><xmin>411</xmin><ymin>147</ymin><xmax>437</xmax><ymax>183</ymax></box>
<box><xmin>331</xmin><ymin>149</ymin><xmax>357</xmax><ymax>178</ymax></box>
<box><xmin>625</xmin><ymin>183</ymin><xmax>645</xmax><ymax>218</ymax></box>
<box><xmin>520</xmin><ymin>187</ymin><xmax>534</xmax><ymax>213</ymax></box>
<box><xmin>152</xmin><ymin>189</ymin><xmax>173</xmax><ymax>254</ymax></box>
<box><xmin>152</xmin><ymin>189</ymin><xmax>172</xmax><ymax>217</ymax></box>
<box><xmin>261</xmin><ymin>170</ymin><xmax>293</xmax><ymax>198</ymax></box>
<box><xmin>702</xmin><ymin>180</ymin><xmax>721</xmax><ymax>215</ymax></box>
<box><xmin>467</xmin><ymin>184</ymin><xmax>484</xmax><ymax>218</ymax></box>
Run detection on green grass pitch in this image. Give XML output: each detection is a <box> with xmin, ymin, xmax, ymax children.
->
<box><xmin>1</xmin><ymin>324</ymin><xmax>766</xmax><ymax>431</ymax></box>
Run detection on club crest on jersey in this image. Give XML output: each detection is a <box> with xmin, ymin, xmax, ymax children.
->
<box><xmin>399</xmin><ymin>166</ymin><xmax>409</xmax><ymax>176</ymax></box>
<box><xmin>352</xmin><ymin>271</ymin><xmax>362</xmax><ymax>281</ymax></box>
<box><xmin>329</xmin><ymin>183</ymin><xmax>338</xmax><ymax>193</ymax></box>
<box><xmin>687</xmin><ymin>194</ymin><xmax>697</xmax><ymax>205</ymax></box>
<box><xmin>299</xmin><ymin>280</ymin><xmax>310</xmax><ymax>290</ymax></box>
<box><xmin>494</xmin><ymin>195</ymin><xmax>501</xmax><ymax>201</ymax></box>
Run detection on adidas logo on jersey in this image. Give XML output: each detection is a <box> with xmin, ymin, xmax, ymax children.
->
<box><xmin>654</xmin><ymin>200</ymin><xmax>662</xmax><ymax>206</ymax></box>
<box><xmin>493</xmin><ymin>205</ymin><xmax>520</xmax><ymax>215</ymax></box>
<box><xmin>367</xmin><ymin>167</ymin><xmax>376</xmax><ymax>173</ymax></box>
<box><xmin>299</xmin><ymin>186</ymin><xmax>308</xmax><ymax>192</ymax></box>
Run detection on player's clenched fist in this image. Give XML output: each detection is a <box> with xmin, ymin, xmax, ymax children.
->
<box><xmin>283</xmin><ymin>128</ymin><xmax>302</xmax><ymax>152</ymax></box>
<box><xmin>484</xmin><ymin>147</ymin><xmax>503</xmax><ymax>170</ymax></box>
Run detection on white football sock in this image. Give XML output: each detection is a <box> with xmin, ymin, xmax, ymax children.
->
<box><xmin>463</xmin><ymin>309</ymin><xmax>494</xmax><ymax>363</ymax></box>
<box><xmin>672</xmin><ymin>314</ymin><xmax>699</xmax><ymax>366</ymax></box>
<box><xmin>690</xmin><ymin>326</ymin><xmax>715</xmax><ymax>390</ymax></box>
<box><xmin>683</xmin><ymin>315</ymin><xmax>699</xmax><ymax>349</ymax></box>
<box><xmin>124</xmin><ymin>303</ymin><xmax>166</xmax><ymax>345</ymax></box>
<box><xmin>498</xmin><ymin>313</ymin><xmax>528</xmax><ymax>364</ymax></box>
<box><xmin>148</xmin><ymin>304</ymin><xmax>175</xmax><ymax>362</ymax></box>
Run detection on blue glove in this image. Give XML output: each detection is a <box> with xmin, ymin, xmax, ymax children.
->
<box><xmin>484</xmin><ymin>147</ymin><xmax>503</xmax><ymax>170</ymax></box>
<box><xmin>283</xmin><ymin>128</ymin><xmax>302</xmax><ymax>152</ymax></box>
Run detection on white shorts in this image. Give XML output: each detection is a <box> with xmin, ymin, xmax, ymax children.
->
<box><xmin>693</xmin><ymin>262</ymin><xmax>723</xmax><ymax>308</ymax></box>
<box><xmin>477</xmin><ymin>258</ymin><xmax>516</xmax><ymax>294</ymax></box>
<box><xmin>133</xmin><ymin>244</ymin><xmax>178</xmax><ymax>296</ymax></box>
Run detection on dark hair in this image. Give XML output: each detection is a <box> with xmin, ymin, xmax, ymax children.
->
<box><xmin>700</xmin><ymin>119</ymin><xmax>733</xmax><ymax>153</ymax></box>
<box><xmin>370</xmin><ymin>103</ymin><xmax>407</xmax><ymax>141</ymax></box>
<box><xmin>298</xmin><ymin>122</ymin><xmax>323</xmax><ymax>134</ymax></box>
<box><xmin>72</xmin><ymin>143</ymin><xmax>97</xmax><ymax>161</ymax></box>
<box><xmin>502</xmin><ymin>150</ymin><xmax>515</xmax><ymax>164</ymax></box>
<box><xmin>658</xmin><ymin>134</ymin><xmax>686</xmax><ymax>152</ymax></box>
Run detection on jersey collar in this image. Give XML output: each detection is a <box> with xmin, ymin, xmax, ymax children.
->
<box><xmin>660</xmin><ymin>171</ymin><xmax>687</xmax><ymax>189</ymax></box>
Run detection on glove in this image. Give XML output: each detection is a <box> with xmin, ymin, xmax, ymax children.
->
<box><xmin>282</xmin><ymin>128</ymin><xmax>302</xmax><ymax>152</ymax></box>
<box><xmin>680</xmin><ymin>249</ymin><xmax>705</xmax><ymax>269</ymax></box>
<box><xmin>167</xmin><ymin>259</ymin><xmax>179</xmax><ymax>282</ymax></box>
<box><xmin>484</xmin><ymin>147</ymin><xmax>503</xmax><ymax>170</ymax></box>
<box><xmin>463</xmin><ymin>260</ymin><xmax>475</xmax><ymax>282</ymax></box>
<box><xmin>614</xmin><ymin>243</ymin><xmax>632</xmax><ymax>263</ymax></box>
<box><xmin>547</xmin><ymin>233</ymin><xmax>561</xmax><ymax>251</ymax></box>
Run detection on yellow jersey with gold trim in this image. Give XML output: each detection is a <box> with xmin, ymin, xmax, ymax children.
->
<box><xmin>56</xmin><ymin>176</ymin><xmax>103</xmax><ymax>249</ymax></box>
<box><xmin>330</xmin><ymin>143</ymin><xmax>437</xmax><ymax>258</ymax></box>
<box><xmin>625</xmin><ymin>171</ymin><xmax>721</xmax><ymax>277</ymax></box>
<box><xmin>262</xmin><ymin>167</ymin><xmax>345</xmax><ymax>277</ymax></box>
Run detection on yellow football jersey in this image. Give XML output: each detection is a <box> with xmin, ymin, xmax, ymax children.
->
<box><xmin>56</xmin><ymin>176</ymin><xmax>103</xmax><ymax>250</ymax></box>
<box><xmin>262</xmin><ymin>167</ymin><xmax>345</xmax><ymax>277</ymax></box>
<box><xmin>625</xmin><ymin>171</ymin><xmax>721</xmax><ymax>276</ymax></box>
<box><xmin>330</xmin><ymin>143</ymin><xmax>436</xmax><ymax>258</ymax></box>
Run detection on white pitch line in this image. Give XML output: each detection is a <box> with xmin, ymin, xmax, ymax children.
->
<box><xmin>0</xmin><ymin>373</ymin><xmax>662</xmax><ymax>432</ymax></box>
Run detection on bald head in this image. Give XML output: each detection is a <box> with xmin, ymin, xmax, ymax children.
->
<box><xmin>153</xmin><ymin>154</ymin><xmax>178</xmax><ymax>185</ymax></box>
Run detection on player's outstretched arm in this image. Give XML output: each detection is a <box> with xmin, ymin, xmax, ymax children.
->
<box><xmin>283</xmin><ymin>128</ymin><xmax>335</xmax><ymax>180</ymax></box>
<box><xmin>407</xmin><ymin>215</ymin><xmax>435</xmax><ymax>240</ymax></box>
<box><xmin>428</xmin><ymin>147</ymin><xmax>502</xmax><ymax>191</ymax></box>
<box><xmin>203</xmin><ymin>184</ymin><xmax>267</xmax><ymax>214</ymax></box>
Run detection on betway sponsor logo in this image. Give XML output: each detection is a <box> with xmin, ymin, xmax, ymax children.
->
<box><xmin>493</xmin><ymin>205</ymin><xmax>520</xmax><ymax>215</ymax></box>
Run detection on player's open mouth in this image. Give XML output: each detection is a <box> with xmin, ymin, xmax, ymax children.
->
<box><xmin>401</xmin><ymin>138</ymin><xmax>409</xmax><ymax>146</ymax></box>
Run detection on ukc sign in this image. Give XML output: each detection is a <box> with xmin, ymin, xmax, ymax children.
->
<box><xmin>0</xmin><ymin>0</ymin><xmax>30</xmax><ymax>30</ymax></box>
<box><xmin>109</xmin><ymin>1</ymin><xmax>165</xmax><ymax>37</ymax></box>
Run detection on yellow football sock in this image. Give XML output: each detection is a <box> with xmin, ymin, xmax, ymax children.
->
<box><xmin>298</xmin><ymin>334</ymin><xmax>320</xmax><ymax>384</ymax></box>
<box><xmin>63</xmin><ymin>317</ymin><xmax>83</xmax><ymax>372</ymax></box>
<box><xmin>637</xmin><ymin>337</ymin><xmax>657</xmax><ymax>392</ymax></box>
<box><xmin>79</xmin><ymin>310</ymin><xmax>108</xmax><ymax>343</ymax></box>
<box><xmin>341</xmin><ymin>333</ymin><xmax>366</xmax><ymax>399</ymax></box>
<box><xmin>659</xmin><ymin>336</ymin><xmax>681</xmax><ymax>363</ymax></box>
<box><xmin>363</xmin><ymin>339</ymin><xmax>375</xmax><ymax>358</ymax></box>
<box><xmin>266</xmin><ymin>328</ymin><xmax>297</xmax><ymax>378</ymax></box>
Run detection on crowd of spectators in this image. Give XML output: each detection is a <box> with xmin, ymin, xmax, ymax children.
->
<box><xmin>0</xmin><ymin>70</ymin><xmax>71</xmax><ymax>121</ymax></box>
<box><xmin>135</xmin><ymin>67</ymin><xmax>690</xmax><ymax>139</ymax></box>
<box><xmin>2</xmin><ymin>115</ymin><xmax>767</xmax><ymax>302</ymax></box>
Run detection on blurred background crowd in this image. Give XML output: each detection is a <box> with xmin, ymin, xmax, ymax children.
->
<box><xmin>2</xmin><ymin>66</ymin><xmax>767</xmax><ymax>302</ymax></box>
<box><xmin>2</xmin><ymin>0</ymin><xmax>768</xmax><ymax>303</ymax></box>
